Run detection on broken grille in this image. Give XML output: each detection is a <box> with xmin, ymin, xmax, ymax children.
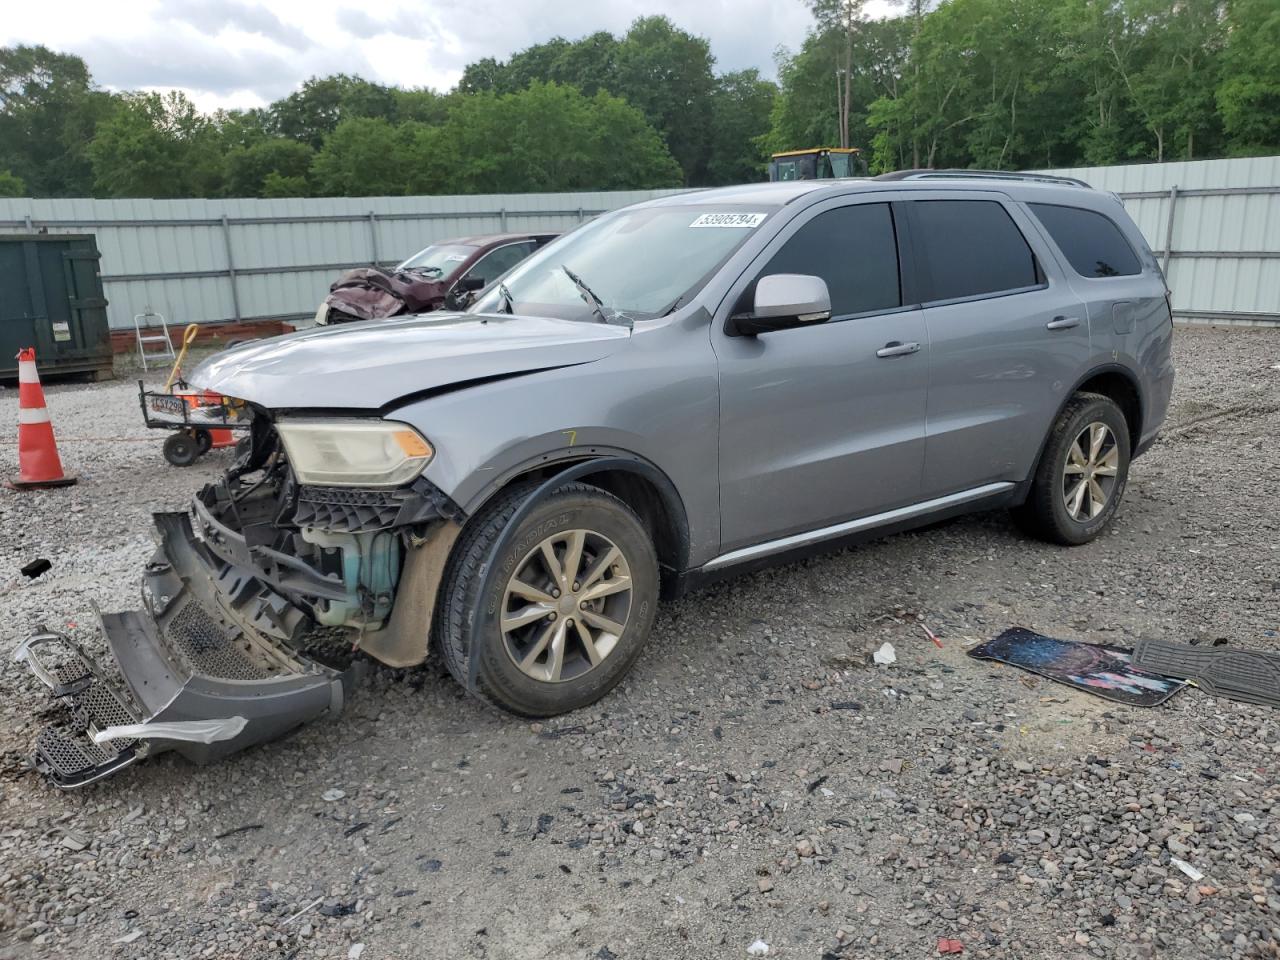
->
<box><xmin>166</xmin><ymin>603</ymin><xmax>272</xmax><ymax>681</ymax></box>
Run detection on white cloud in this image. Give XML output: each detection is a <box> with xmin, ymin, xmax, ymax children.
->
<box><xmin>1</xmin><ymin>0</ymin><xmax>896</xmax><ymax>111</ymax></box>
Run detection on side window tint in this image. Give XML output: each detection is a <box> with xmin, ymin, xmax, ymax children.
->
<box><xmin>1028</xmin><ymin>203</ymin><xmax>1141</xmax><ymax>278</ymax></box>
<box><xmin>470</xmin><ymin>242</ymin><xmax>534</xmax><ymax>282</ymax></box>
<box><xmin>913</xmin><ymin>200</ymin><xmax>1039</xmax><ymax>301</ymax></box>
<box><xmin>760</xmin><ymin>203</ymin><xmax>901</xmax><ymax>317</ymax></box>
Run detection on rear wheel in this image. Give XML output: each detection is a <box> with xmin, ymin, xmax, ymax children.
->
<box><xmin>193</xmin><ymin>429</ymin><xmax>213</xmax><ymax>455</ymax></box>
<box><xmin>1012</xmin><ymin>392</ymin><xmax>1130</xmax><ymax>545</ymax></box>
<box><xmin>435</xmin><ymin>482</ymin><xmax>659</xmax><ymax>717</ymax></box>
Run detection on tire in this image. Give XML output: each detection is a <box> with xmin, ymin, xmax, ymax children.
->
<box><xmin>162</xmin><ymin>432</ymin><xmax>199</xmax><ymax>467</ymax></box>
<box><xmin>193</xmin><ymin>429</ymin><xmax>213</xmax><ymax>455</ymax></box>
<box><xmin>435</xmin><ymin>482</ymin><xmax>660</xmax><ymax>717</ymax></box>
<box><xmin>1012</xmin><ymin>392</ymin><xmax>1131</xmax><ymax>545</ymax></box>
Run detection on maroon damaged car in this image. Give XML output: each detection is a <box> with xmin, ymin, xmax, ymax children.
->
<box><xmin>316</xmin><ymin>233</ymin><xmax>559</xmax><ymax>325</ymax></box>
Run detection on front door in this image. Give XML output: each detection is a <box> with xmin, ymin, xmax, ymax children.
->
<box><xmin>713</xmin><ymin>199</ymin><xmax>930</xmax><ymax>555</ymax></box>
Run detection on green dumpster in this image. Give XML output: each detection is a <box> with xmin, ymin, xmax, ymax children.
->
<box><xmin>0</xmin><ymin>234</ymin><xmax>112</xmax><ymax>380</ymax></box>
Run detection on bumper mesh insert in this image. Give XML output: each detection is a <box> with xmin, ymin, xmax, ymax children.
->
<box><xmin>167</xmin><ymin>603</ymin><xmax>272</xmax><ymax>681</ymax></box>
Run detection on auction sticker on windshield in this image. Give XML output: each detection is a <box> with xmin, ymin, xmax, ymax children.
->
<box><xmin>689</xmin><ymin>213</ymin><xmax>768</xmax><ymax>228</ymax></box>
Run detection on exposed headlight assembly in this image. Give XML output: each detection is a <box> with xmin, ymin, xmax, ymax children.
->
<box><xmin>275</xmin><ymin>420</ymin><xmax>433</xmax><ymax>488</ymax></box>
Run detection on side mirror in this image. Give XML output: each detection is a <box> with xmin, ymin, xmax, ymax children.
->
<box><xmin>459</xmin><ymin>276</ymin><xmax>486</xmax><ymax>292</ymax></box>
<box><xmin>727</xmin><ymin>274</ymin><xmax>832</xmax><ymax>337</ymax></box>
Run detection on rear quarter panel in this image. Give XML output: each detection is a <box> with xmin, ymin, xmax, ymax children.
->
<box><xmin>1018</xmin><ymin>192</ymin><xmax>1174</xmax><ymax>449</ymax></box>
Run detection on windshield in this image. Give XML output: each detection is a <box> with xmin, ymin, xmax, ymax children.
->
<box><xmin>396</xmin><ymin>243</ymin><xmax>476</xmax><ymax>277</ymax></box>
<box><xmin>470</xmin><ymin>205</ymin><xmax>778</xmax><ymax>322</ymax></box>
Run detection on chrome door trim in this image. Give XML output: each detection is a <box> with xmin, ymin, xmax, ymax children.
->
<box><xmin>702</xmin><ymin>481</ymin><xmax>1015</xmax><ymax>571</ymax></box>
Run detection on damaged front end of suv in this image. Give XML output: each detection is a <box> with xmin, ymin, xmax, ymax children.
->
<box><xmin>15</xmin><ymin>408</ymin><xmax>466</xmax><ymax>788</ymax></box>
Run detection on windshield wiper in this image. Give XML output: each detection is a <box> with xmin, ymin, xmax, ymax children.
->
<box><xmin>497</xmin><ymin>281</ymin><xmax>515</xmax><ymax>314</ymax></box>
<box><xmin>561</xmin><ymin>265</ymin><xmax>615</xmax><ymax>326</ymax></box>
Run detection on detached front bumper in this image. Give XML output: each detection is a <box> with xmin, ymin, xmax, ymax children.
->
<box><xmin>13</xmin><ymin>511</ymin><xmax>357</xmax><ymax>789</ymax></box>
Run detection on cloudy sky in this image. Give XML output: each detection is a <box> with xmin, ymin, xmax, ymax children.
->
<box><xmin>1</xmin><ymin>0</ymin><xmax>894</xmax><ymax>112</ymax></box>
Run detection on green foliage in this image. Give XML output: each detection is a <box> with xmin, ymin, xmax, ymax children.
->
<box><xmin>310</xmin><ymin>117</ymin><xmax>414</xmax><ymax>196</ymax></box>
<box><xmin>1217</xmin><ymin>0</ymin><xmax>1280</xmax><ymax>153</ymax></box>
<box><xmin>262</xmin><ymin>172</ymin><xmax>310</xmax><ymax>198</ymax></box>
<box><xmin>225</xmin><ymin>138</ymin><xmax>314</xmax><ymax>197</ymax></box>
<box><xmin>708</xmin><ymin>70</ymin><xmax>778</xmax><ymax>184</ymax></box>
<box><xmin>0</xmin><ymin>45</ymin><xmax>116</xmax><ymax>196</ymax></box>
<box><xmin>449</xmin><ymin>18</ymin><xmax>747</xmax><ymax>186</ymax></box>
<box><xmin>88</xmin><ymin>91</ymin><xmax>224</xmax><ymax>197</ymax></box>
<box><xmin>612</xmin><ymin>17</ymin><xmax>717</xmax><ymax>185</ymax></box>
<box><xmin>0</xmin><ymin>169</ymin><xmax>26</xmax><ymax>196</ymax></box>
<box><xmin>405</xmin><ymin>83</ymin><xmax>682</xmax><ymax>195</ymax></box>
<box><xmin>4</xmin><ymin>2</ymin><xmax>1278</xmax><ymax>201</ymax></box>
<box><xmin>769</xmin><ymin>0</ymin><xmax>1253</xmax><ymax>171</ymax></box>
<box><xmin>270</xmin><ymin>74</ymin><xmax>400</xmax><ymax>148</ymax></box>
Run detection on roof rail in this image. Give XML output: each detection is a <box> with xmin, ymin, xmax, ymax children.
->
<box><xmin>873</xmin><ymin>169</ymin><xmax>1091</xmax><ymax>188</ymax></box>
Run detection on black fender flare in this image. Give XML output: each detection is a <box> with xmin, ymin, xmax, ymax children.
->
<box><xmin>464</xmin><ymin>455</ymin><xmax>688</xmax><ymax>692</ymax></box>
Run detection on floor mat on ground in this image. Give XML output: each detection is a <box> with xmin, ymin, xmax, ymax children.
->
<box><xmin>1132</xmin><ymin>639</ymin><xmax>1280</xmax><ymax>708</ymax></box>
<box><xmin>968</xmin><ymin>627</ymin><xmax>1189</xmax><ymax>707</ymax></box>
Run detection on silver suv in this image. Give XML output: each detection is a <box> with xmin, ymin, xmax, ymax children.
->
<box><xmin>17</xmin><ymin>172</ymin><xmax>1174</xmax><ymax>785</ymax></box>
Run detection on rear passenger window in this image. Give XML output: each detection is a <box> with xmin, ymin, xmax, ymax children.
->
<box><xmin>760</xmin><ymin>203</ymin><xmax>901</xmax><ymax>317</ymax></box>
<box><xmin>913</xmin><ymin>200</ymin><xmax>1039</xmax><ymax>302</ymax></box>
<box><xmin>1028</xmin><ymin>203</ymin><xmax>1141</xmax><ymax>278</ymax></box>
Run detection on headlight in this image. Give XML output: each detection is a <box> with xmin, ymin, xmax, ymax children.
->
<box><xmin>276</xmin><ymin>419</ymin><xmax>433</xmax><ymax>487</ymax></box>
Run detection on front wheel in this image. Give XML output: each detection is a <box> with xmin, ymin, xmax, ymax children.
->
<box><xmin>435</xmin><ymin>482</ymin><xmax>659</xmax><ymax>717</ymax></box>
<box><xmin>1012</xmin><ymin>392</ymin><xmax>1131</xmax><ymax>545</ymax></box>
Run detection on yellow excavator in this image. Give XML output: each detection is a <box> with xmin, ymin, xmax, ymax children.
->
<box><xmin>768</xmin><ymin>147</ymin><xmax>868</xmax><ymax>181</ymax></box>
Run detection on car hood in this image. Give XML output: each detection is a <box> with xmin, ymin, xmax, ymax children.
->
<box><xmin>191</xmin><ymin>312</ymin><xmax>631</xmax><ymax>411</ymax></box>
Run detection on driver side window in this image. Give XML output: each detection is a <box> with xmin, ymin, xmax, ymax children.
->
<box><xmin>462</xmin><ymin>242</ymin><xmax>535</xmax><ymax>287</ymax></box>
<box><xmin>758</xmin><ymin>203</ymin><xmax>902</xmax><ymax>319</ymax></box>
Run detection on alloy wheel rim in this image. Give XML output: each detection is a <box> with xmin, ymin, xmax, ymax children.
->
<box><xmin>500</xmin><ymin>529</ymin><xmax>633</xmax><ymax>683</ymax></box>
<box><xmin>1062</xmin><ymin>421</ymin><xmax>1119</xmax><ymax>522</ymax></box>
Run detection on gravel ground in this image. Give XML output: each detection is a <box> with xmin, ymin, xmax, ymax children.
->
<box><xmin>1</xmin><ymin>326</ymin><xmax>1278</xmax><ymax>960</ymax></box>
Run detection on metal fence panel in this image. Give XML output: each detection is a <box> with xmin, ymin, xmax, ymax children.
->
<box><xmin>2</xmin><ymin>160</ymin><xmax>1276</xmax><ymax>329</ymax></box>
<box><xmin>0</xmin><ymin>189</ymin><xmax>686</xmax><ymax>329</ymax></box>
<box><xmin>1041</xmin><ymin>157</ymin><xmax>1280</xmax><ymax>324</ymax></box>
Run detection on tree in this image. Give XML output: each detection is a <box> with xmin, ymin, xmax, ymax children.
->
<box><xmin>270</xmin><ymin>75</ymin><xmax>399</xmax><ymax>148</ymax></box>
<box><xmin>225</xmin><ymin>137</ymin><xmax>315</xmax><ymax>197</ymax></box>
<box><xmin>707</xmin><ymin>70</ymin><xmax>777</xmax><ymax>184</ymax></box>
<box><xmin>809</xmin><ymin>0</ymin><xmax>868</xmax><ymax>149</ymax></box>
<box><xmin>88</xmin><ymin>91</ymin><xmax>223</xmax><ymax>197</ymax></box>
<box><xmin>767</xmin><ymin>18</ymin><xmax>911</xmax><ymax>165</ymax></box>
<box><xmin>1109</xmin><ymin>0</ymin><xmax>1226</xmax><ymax>162</ymax></box>
<box><xmin>457</xmin><ymin>57</ymin><xmax>510</xmax><ymax>95</ymax></box>
<box><xmin>507</xmin><ymin>38</ymin><xmax>575</xmax><ymax>90</ymax></box>
<box><xmin>262</xmin><ymin>172</ymin><xmax>310</xmax><ymax>198</ymax></box>
<box><xmin>310</xmin><ymin>116</ymin><xmax>414</xmax><ymax>196</ymax></box>
<box><xmin>548</xmin><ymin>31</ymin><xmax>621</xmax><ymax>96</ymax></box>
<box><xmin>406</xmin><ymin>82</ymin><xmax>681</xmax><ymax>195</ymax></box>
<box><xmin>0</xmin><ymin>45</ymin><xmax>115</xmax><ymax>196</ymax></box>
<box><xmin>1217</xmin><ymin>0</ymin><xmax>1280</xmax><ymax>154</ymax></box>
<box><xmin>0</xmin><ymin>169</ymin><xmax>25</xmax><ymax>196</ymax></box>
<box><xmin>613</xmin><ymin>17</ymin><xmax>717</xmax><ymax>185</ymax></box>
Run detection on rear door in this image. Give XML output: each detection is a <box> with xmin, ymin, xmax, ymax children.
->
<box><xmin>1023</xmin><ymin>200</ymin><xmax>1170</xmax><ymax>341</ymax></box>
<box><xmin>713</xmin><ymin>197</ymin><xmax>929</xmax><ymax>554</ymax></box>
<box><xmin>906</xmin><ymin>194</ymin><xmax>1090</xmax><ymax>497</ymax></box>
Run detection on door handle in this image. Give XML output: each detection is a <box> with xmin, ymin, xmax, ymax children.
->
<box><xmin>1046</xmin><ymin>316</ymin><xmax>1081</xmax><ymax>330</ymax></box>
<box><xmin>876</xmin><ymin>341</ymin><xmax>920</xmax><ymax>358</ymax></box>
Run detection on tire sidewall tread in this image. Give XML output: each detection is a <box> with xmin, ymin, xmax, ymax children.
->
<box><xmin>1019</xmin><ymin>391</ymin><xmax>1131</xmax><ymax>545</ymax></box>
<box><xmin>435</xmin><ymin>481</ymin><xmax>659</xmax><ymax>717</ymax></box>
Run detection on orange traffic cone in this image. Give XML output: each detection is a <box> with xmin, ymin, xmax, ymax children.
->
<box><xmin>9</xmin><ymin>348</ymin><xmax>76</xmax><ymax>489</ymax></box>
